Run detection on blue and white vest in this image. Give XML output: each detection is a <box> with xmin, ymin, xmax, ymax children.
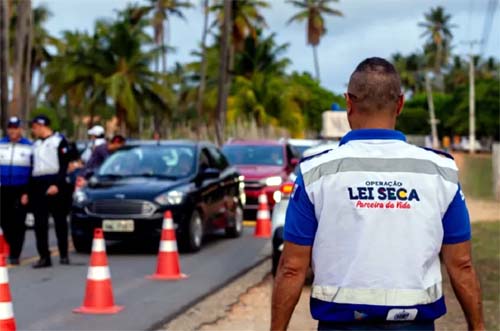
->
<box><xmin>0</xmin><ymin>137</ymin><xmax>33</xmax><ymax>187</ymax></box>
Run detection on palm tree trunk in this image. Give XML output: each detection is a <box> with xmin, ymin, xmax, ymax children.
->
<box><xmin>10</xmin><ymin>0</ymin><xmax>30</xmax><ymax>118</ymax></box>
<box><xmin>195</xmin><ymin>0</ymin><xmax>209</xmax><ymax>129</ymax></box>
<box><xmin>0</xmin><ymin>0</ymin><xmax>9</xmax><ymax>130</ymax></box>
<box><xmin>215</xmin><ymin>0</ymin><xmax>232</xmax><ymax>146</ymax></box>
<box><xmin>312</xmin><ymin>45</ymin><xmax>320</xmax><ymax>82</ymax></box>
<box><xmin>22</xmin><ymin>6</ymin><xmax>33</xmax><ymax>120</ymax></box>
<box><xmin>161</xmin><ymin>27</ymin><xmax>167</xmax><ymax>73</ymax></box>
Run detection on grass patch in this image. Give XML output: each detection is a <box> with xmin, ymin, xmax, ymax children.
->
<box><xmin>471</xmin><ymin>221</ymin><xmax>500</xmax><ymax>329</ymax></box>
<box><xmin>459</xmin><ymin>155</ymin><xmax>494</xmax><ymax>200</ymax></box>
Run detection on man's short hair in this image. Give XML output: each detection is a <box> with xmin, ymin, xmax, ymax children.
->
<box><xmin>110</xmin><ymin>135</ymin><xmax>126</xmax><ymax>144</ymax></box>
<box><xmin>347</xmin><ymin>57</ymin><xmax>402</xmax><ymax>113</ymax></box>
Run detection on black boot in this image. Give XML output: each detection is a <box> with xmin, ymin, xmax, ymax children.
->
<box><xmin>32</xmin><ymin>257</ymin><xmax>52</xmax><ymax>269</ymax></box>
<box><xmin>8</xmin><ymin>257</ymin><xmax>20</xmax><ymax>266</ymax></box>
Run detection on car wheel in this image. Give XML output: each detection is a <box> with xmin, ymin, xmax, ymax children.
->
<box><xmin>72</xmin><ymin>235</ymin><xmax>92</xmax><ymax>253</ymax></box>
<box><xmin>181</xmin><ymin>210</ymin><xmax>203</xmax><ymax>252</ymax></box>
<box><xmin>225</xmin><ymin>205</ymin><xmax>243</xmax><ymax>238</ymax></box>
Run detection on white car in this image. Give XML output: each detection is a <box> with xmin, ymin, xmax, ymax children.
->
<box><xmin>271</xmin><ymin>142</ymin><xmax>339</xmax><ymax>275</ymax></box>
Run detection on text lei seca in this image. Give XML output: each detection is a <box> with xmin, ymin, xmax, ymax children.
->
<box><xmin>348</xmin><ymin>181</ymin><xmax>420</xmax><ymax>209</ymax></box>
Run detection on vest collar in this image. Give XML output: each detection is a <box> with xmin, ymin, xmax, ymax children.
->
<box><xmin>339</xmin><ymin>129</ymin><xmax>406</xmax><ymax>146</ymax></box>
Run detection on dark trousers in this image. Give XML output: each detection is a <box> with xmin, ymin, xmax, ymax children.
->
<box><xmin>318</xmin><ymin>320</ymin><xmax>435</xmax><ymax>331</ymax></box>
<box><xmin>0</xmin><ymin>186</ymin><xmax>27</xmax><ymax>259</ymax></box>
<box><xmin>30</xmin><ymin>180</ymin><xmax>69</xmax><ymax>259</ymax></box>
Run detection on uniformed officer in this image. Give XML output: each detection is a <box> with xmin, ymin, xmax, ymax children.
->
<box><xmin>30</xmin><ymin>115</ymin><xmax>71</xmax><ymax>268</ymax></box>
<box><xmin>271</xmin><ymin>58</ymin><xmax>484</xmax><ymax>331</ymax></box>
<box><xmin>0</xmin><ymin>117</ymin><xmax>32</xmax><ymax>265</ymax></box>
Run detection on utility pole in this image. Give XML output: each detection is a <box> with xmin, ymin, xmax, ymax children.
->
<box><xmin>461</xmin><ymin>40</ymin><xmax>481</xmax><ymax>154</ymax></box>
<box><xmin>425</xmin><ymin>72</ymin><xmax>439</xmax><ymax>149</ymax></box>
<box><xmin>468</xmin><ymin>53</ymin><xmax>476</xmax><ymax>154</ymax></box>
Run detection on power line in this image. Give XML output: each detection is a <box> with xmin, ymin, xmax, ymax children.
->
<box><xmin>479</xmin><ymin>0</ymin><xmax>499</xmax><ymax>55</ymax></box>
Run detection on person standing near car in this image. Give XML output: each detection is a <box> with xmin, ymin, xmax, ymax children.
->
<box><xmin>29</xmin><ymin>115</ymin><xmax>71</xmax><ymax>268</ymax></box>
<box><xmin>81</xmin><ymin>134</ymin><xmax>125</xmax><ymax>178</ymax></box>
<box><xmin>81</xmin><ymin>125</ymin><xmax>106</xmax><ymax>163</ymax></box>
<box><xmin>0</xmin><ymin>117</ymin><xmax>32</xmax><ymax>265</ymax></box>
<box><xmin>271</xmin><ymin>58</ymin><xmax>484</xmax><ymax>330</ymax></box>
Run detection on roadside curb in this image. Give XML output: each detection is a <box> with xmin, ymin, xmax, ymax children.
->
<box><xmin>158</xmin><ymin>258</ymin><xmax>271</xmax><ymax>331</ymax></box>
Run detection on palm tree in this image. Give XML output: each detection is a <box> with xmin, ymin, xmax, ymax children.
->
<box><xmin>148</xmin><ymin>0</ymin><xmax>192</xmax><ymax>73</ymax></box>
<box><xmin>195</xmin><ymin>0</ymin><xmax>210</xmax><ymax>128</ymax></box>
<box><xmin>0</xmin><ymin>0</ymin><xmax>9</xmax><ymax>128</ymax></box>
<box><xmin>287</xmin><ymin>0</ymin><xmax>342</xmax><ymax>82</ymax></box>
<box><xmin>418</xmin><ymin>6</ymin><xmax>455</xmax><ymax>89</ymax></box>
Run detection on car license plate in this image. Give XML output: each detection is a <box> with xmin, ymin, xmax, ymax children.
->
<box><xmin>102</xmin><ymin>220</ymin><xmax>134</xmax><ymax>232</ymax></box>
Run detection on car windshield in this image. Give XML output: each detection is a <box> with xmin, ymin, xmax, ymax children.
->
<box><xmin>223</xmin><ymin>145</ymin><xmax>284</xmax><ymax>166</ymax></box>
<box><xmin>98</xmin><ymin>145</ymin><xmax>196</xmax><ymax>178</ymax></box>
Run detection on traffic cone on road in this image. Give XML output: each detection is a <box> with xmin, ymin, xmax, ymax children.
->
<box><xmin>147</xmin><ymin>211</ymin><xmax>188</xmax><ymax>280</ymax></box>
<box><xmin>0</xmin><ymin>255</ymin><xmax>16</xmax><ymax>331</ymax></box>
<box><xmin>254</xmin><ymin>192</ymin><xmax>272</xmax><ymax>238</ymax></box>
<box><xmin>73</xmin><ymin>228</ymin><xmax>123</xmax><ymax>314</ymax></box>
<box><xmin>0</xmin><ymin>228</ymin><xmax>10</xmax><ymax>257</ymax></box>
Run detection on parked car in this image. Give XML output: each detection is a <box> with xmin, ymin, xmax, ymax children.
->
<box><xmin>222</xmin><ymin>140</ymin><xmax>299</xmax><ymax>220</ymax></box>
<box><xmin>271</xmin><ymin>142</ymin><xmax>339</xmax><ymax>275</ymax></box>
<box><xmin>71</xmin><ymin>141</ymin><xmax>245</xmax><ymax>253</ymax></box>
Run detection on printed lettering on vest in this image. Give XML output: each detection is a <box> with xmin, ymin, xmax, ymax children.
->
<box><xmin>348</xmin><ymin>181</ymin><xmax>420</xmax><ymax>210</ymax></box>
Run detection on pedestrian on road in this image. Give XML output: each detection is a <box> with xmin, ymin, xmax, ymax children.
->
<box><xmin>81</xmin><ymin>134</ymin><xmax>125</xmax><ymax>178</ymax></box>
<box><xmin>0</xmin><ymin>117</ymin><xmax>32</xmax><ymax>265</ymax></box>
<box><xmin>29</xmin><ymin>115</ymin><xmax>71</xmax><ymax>268</ymax></box>
<box><xmin>271</xmin><ymin>58</ymin><xmax>484</xmax><ymax>331</ymax></box>
<box><xmin>81</xmin><ymin>125</ymin><xmax>106</xmax><ymax>163</ymax></box>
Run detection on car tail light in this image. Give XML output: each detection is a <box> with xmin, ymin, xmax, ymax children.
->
<box><xmin>281</xmin><ymin>182</ymin><xmax>294</xmax><ymax>198</ymax></box>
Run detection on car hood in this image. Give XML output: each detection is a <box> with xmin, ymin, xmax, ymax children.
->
<box><xmin>235</xmin><ymin>165</ymin><xmax>284</xmax><ymax>180</ymax></box>
<box><xmin>85</xmin><ymin>177</ymin><xmax>187</xmax><ymax>200</ymax></box>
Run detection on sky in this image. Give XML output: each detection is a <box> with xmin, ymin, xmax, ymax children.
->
<box><xmin>33</xmin><ymin>0</ymin><xmax>499</xmax><ymax>94</ymax></box>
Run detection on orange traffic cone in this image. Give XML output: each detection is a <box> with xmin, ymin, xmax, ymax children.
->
<box><xmin>254</xmin><ymin>191</ymin><xmax>272</xmax><ymax>238</ymax></box>
<box><xmin>73</xmin><ymin>228</ymin><xmax>123</xmax><ymax>314</ymax></box>
<box><xmin>147</xmin><ymin>211</ymin><xmax>188</xmax><ymax>280</ymax></box>
<box><xmin>0</xmin><ymin>255</ymin><xmax>16</xmax><ymax>331</ymax></box>
<box><xmin>0</xmin><ymin>228</ymin><xmax>10</xmax><ymax>257</ymax></box>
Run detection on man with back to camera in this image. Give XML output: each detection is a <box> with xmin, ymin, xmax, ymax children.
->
<box><xmin>29</xmin><ymin>115</ymin><xmax>71</xmax><ymax>268</ymax></box>
<box><xmin>0</xmin><ymin>117</ymin><xmax>32</xmax><ymax>265</ymax></box>
<box><xmin>81</xmin><ymin>125</ymin><xmax>106</xmax><ymax>163</ymax></box>
<box><xmin>81</xmin><ymin>134</ymin><xmax>126</xmax><ymax>178</ymax></box>
<box><xmin>271</xmin><ymin>58</ymin><xmax>484</xmax><ymax>331</ymax></box>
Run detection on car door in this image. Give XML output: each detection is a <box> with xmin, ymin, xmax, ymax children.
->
<box><xmin>196</xmin><ymin>147</ymin><xmax>220</xmax><ymax>229</ymax></box>
<box><xmin>207</xmin><ymin>146</ymin><xmax>236</xmax><ymax>228</ymax></box>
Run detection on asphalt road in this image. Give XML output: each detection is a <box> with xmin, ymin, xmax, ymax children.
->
<box><xmin>8</xmin><ymin>226</ymin><xmax>270</xmax><ymax>331</ymax></box>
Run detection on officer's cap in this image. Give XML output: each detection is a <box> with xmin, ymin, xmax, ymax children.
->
<box><xmin>31</xmin><ymin>115</ymin><xmax>51</xmax><ymax>127</ymax></box>
<box><xmin>7</xmin><ymin>116</ymin><xmax>21</xmax><ymax>128</ymax></box>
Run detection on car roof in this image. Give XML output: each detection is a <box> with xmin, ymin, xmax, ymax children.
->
<box><xmin>223</xmin><ymin>139</ymin><xmax>284</xmax><ymax>146</ymax></box>
<box><xmin>125</xmin><ymin>139</ymin><xmax>215</xmax><ymax>148</ymax></box>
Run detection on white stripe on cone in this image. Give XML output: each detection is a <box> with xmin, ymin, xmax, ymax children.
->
<box><xmin>87</xmin><ymin>266</ymin><xmax>111</xmax><ymax>281</ymax></box>
<box><xmin>0</xmin><ymin>268</ymin><xmax>8</xmax><ymax>284</ymax></box>
<box><xmin>91</xmin><ymin>239</ymin><xmax>106</xmax><ymax>252</ymax></box>
<box><xmin>162</xmin><ymin>218</ymin><xmax>175</xmax><ymax>230</ymax></box>
<box><xmin>258</xmin><ymin>194</ymin><xmax>268</xmax><ymax>204</ymax></box>
<box><xmin>159</xmin><ymin>240</ymin><xmax>178</xmax><ymax>253</ymax></box>
<box><xmin>257</xmin><ymin>210</ymin><xmax>270</xmax><ymax>220</ymax></box>
<box><xmin>0</xmin><ymin>302</ymin><xmax>14</xmax><ymax>320</ymax></box>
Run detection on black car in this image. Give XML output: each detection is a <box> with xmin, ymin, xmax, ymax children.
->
<box><xmin>71</xmin><ymin>141</ymin><xmax>245</xmax><ymax>253</ymax></box>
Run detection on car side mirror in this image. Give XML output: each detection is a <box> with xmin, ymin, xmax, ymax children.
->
<box><xmin>201</xmin><ymin>168</ymin><xmax>220</xmax><ymax>180</ymax></box>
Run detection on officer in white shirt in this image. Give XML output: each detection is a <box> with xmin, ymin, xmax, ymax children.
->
<box><xmin>271</xmin><ymin>58</ymin><xmax>484</xmax><ymax>331</ymax></box>
<box><xmin>29</xmin><ymin>115</ymin><xmax>71</xmax><ymax>268</ymax></box>
<box><xmin>80</xmin><ymin>125</ymin><xmax>106</xmax><ymax>163</ymax></box>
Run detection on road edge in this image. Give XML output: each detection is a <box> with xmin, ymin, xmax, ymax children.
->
<box><xmin>149</xmin><ymin>256</ymin><xmax>271</xmax><ymax>331</ymax></box>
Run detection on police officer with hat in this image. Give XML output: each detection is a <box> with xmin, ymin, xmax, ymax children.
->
<box><xmin>0</xmin><ymin>117</ymin><xmax>32</xmax><ymax>265</ymax></box>
<box><xmin>29</xmin><ymin>115</ymin><xmax>71</xmax><ymax>268</ymax></box>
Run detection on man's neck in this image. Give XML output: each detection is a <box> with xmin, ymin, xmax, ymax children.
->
<box><xmin>10</xmin><ymin>137</ymin><xmax>21</xmax><ymax>143</ymax></box>
<box><xmin>350</xmin><ymin>118</ymin><xmax>396</xmax><ymax>130</ymax></box>
<box><xmin>40</xmin><ymin>130</ymin><xmax>53</xmax><ymax>139</ymax></box>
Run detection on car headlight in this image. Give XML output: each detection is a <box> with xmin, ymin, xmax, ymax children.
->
<box><xmin>262</xmin><ymin>176</ymin><xmax>283</xmax><ymax>187</ymax></box>
<box><xmin>73</xmin><ymin>190</ymin><xmax>88</xmax><ymax>205</ymax></box>
<box><xmin>155</xmin><ymin>190</ymin><xmax>185</xmax><ymax>205</ymax></box>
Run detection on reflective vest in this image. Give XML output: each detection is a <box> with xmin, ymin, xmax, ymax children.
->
<box><xmin>0</xmin><ymin>137</ymin><xmax>32</xmax><ymax>186</ymax></box>
<box><xmin>284</xmin><ymin>129</ymin><xmax>471</xmax><ymax>322</ymax></box>
<box><xmin>32</xmin><ymin>133</ymin><xmax>64</xmax><ymax>177</ymax></box>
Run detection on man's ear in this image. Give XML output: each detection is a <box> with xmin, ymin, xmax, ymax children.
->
<box><xmin>345</xmin><ymin>93</ymin><xmax>354</xmax><ymax>115</ymax></box>
<box><xmin>395</xmin><ymin>94</ymin><xmax>405</xmax><ymax>116</ymax></box>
